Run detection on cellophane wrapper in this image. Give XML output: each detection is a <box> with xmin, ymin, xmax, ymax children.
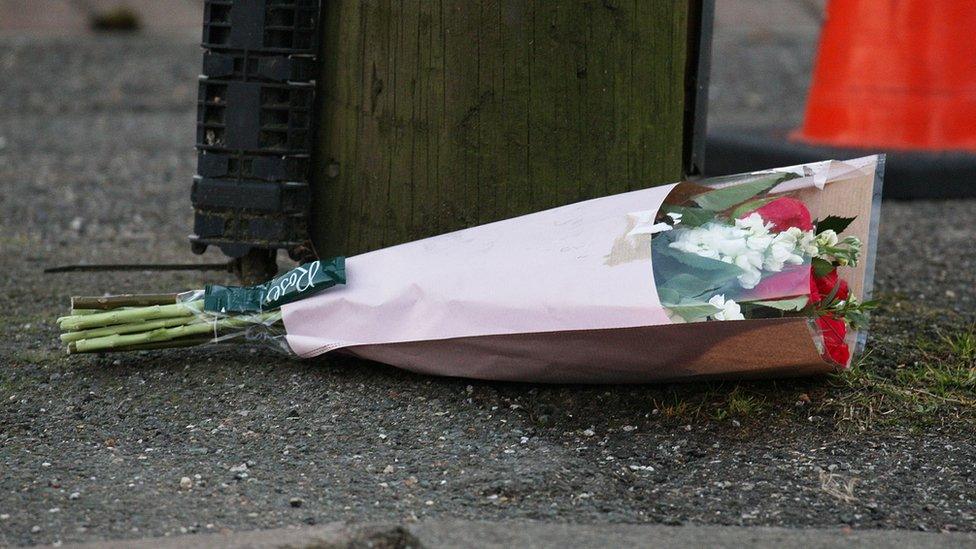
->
<box><xmin>176</xmin><ymin>290</ymin><xmax>292</xmax><ymax>354</ymax></box>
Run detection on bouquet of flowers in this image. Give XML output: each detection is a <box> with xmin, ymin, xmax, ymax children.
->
<box><xmin>56</xmin><ymin>156</ymin><xmax>883</xmax><ymax>383</ymax></box>
<box><xmin>648</xmin><ymin>173</ymin><xmax>874</xmax><ymax>366</ymax></box>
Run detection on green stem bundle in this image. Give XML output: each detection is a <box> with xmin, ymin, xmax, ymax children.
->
<box><xmin>57</xmin><ymin>293</ymin><xmax>283</xmax><ymax>355</ymax></box>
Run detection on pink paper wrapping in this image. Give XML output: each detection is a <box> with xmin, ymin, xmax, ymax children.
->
<box><xmin>283</xmin><ymin>184</ymin><xmax>677</xmax><ymax>357</ymax></box>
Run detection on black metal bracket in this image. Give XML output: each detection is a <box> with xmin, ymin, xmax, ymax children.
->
<box><xmin>189</xmin><ymin>0</ymin><xmax>321</xmax><ymax>267</ymax></box>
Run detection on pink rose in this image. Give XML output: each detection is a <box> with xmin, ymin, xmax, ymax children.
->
<box><xmin>744</xmin><ymin>197</ymin><xmax>813</xmax><ymax>232</ymax></box>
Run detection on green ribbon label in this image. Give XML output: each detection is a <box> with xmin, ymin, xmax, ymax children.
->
<box><xmin>204</xmin><ymin>257</ymin><xmax>346</xmax><ymax>314</ymax></box>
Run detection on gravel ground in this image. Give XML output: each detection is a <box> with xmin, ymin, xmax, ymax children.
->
<box><xmin>1</xmin><ymin>35</ymin><xmax>975</xmax><ymax>547</ymax></box>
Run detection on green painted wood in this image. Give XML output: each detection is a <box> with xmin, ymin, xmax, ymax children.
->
<box><xmin>312</xmin><ymin>0</ymin><xmax>691</xmax><ymax>257</ymax></box>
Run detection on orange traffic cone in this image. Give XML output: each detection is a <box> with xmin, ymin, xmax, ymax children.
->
<box><xmin>793</xmin><ymin>0</ymin><xmax>976</xmax><ymax>152</ymax></box>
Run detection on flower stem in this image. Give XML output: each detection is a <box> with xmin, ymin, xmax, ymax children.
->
<box><xmin>70</xmin><ymin>293</ymin><xmax>181</xmax><ymax>310</ymax></box>
<box><xmin>71</xmin><ymin>311</ymin><xmax>281</xmax><ymax>353</ymax></box>
<box><xmin>60</xmin><ymin>316</ymin><xmax>199</xmax><ymax>343</ymax></box>
<box><xmin>58</xmin><ymin>301</ymin><xmax>204</xmax><ymax>332</ymax></box>
<box><xmin>68</xmin><ymin>335</ymin><xmax>217</xmax><ymax>354</ymax></box>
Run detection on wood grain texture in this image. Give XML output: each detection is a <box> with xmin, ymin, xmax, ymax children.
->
<box><xmin>312</xmin><ymin>0</ymin><xmax>691</xmax><ymax>257</ymax></box>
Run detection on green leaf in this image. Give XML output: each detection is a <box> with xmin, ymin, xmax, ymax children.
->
<box><xmin>660</xmin><ymin>205</ymin><xmax>715</xmax><ymax>227</ymax></box>
<box><xmin>669</xmin><ymin>256</ymin><xmax>743</xmax><ymax>288</ymax></box>
<box><xmin>663</xmin><ymin>301</ymin><xmax>721</xmax><ymax>322</ymax></box>
<box><xmin>656</xmin><ymin>287</ymin><xmax>681</xmax><ymax>305</ymax></box>
<box><xmin>691</xmin><ymin>173</ymin><xmax>796</xmax><ymax>212</ymax></box>
<box><xmin>655</xmin><ymin>238</ymin><xmax>735</xmax><ymax>273</ymax></box>
<box><xmin>846</xmin><ymin>311</ymin><xmax>869</xmax><ymax>330</ymax></box>
<box><xmin>730</xmin><ymin>197</ymin><xmax>777</xmax><ymax>219</ymax></box>
<box><xmin>747</xmin><ymin>295</ymin><xmax>809</xmax><ymax>312</ymax></box>
<box><xmin>660</xmin><ymin>274</ymin><xmax>718</xmax><ymax>300</ymax></box>
<box><xmin>816</xmin><ymin>215</ymin><xmax>856</xmax><ymax>235</ymax></box>
<box><xmin>812</xmin><ymin>257</ymin><xmax>834</xmax><ymax>278</ymax></box>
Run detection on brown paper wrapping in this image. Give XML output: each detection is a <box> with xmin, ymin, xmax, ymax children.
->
<box><xmin>339</xmin><ymin>318</ymin><xmax>833</xmax><ymax>384</ymax></box>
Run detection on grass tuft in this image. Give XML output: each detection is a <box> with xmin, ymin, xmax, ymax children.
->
<box><xmin>826</xmin><ymin>324</ymin><xmax>976</xmax><ymax>431</ymax></box>
<box><xmin>715</xmin><ymin>387</ymin><xmax>764</xmax><ymax>419</ymax></box>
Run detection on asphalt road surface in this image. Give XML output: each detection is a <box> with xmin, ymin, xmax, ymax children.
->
<box><xmin>1</xmin><ymin>33</ymin><xmax>974</xmax><ymax>547</ymax></box>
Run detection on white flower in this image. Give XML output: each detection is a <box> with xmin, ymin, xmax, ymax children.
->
<box><xmin>666</xmin><ymin>212</ymin><xmax>683</xmax><ymax>224</ymax></box>
<box><xmin>817</xmin><ymin>229</ymin><xmax>839</xmax><ymax>248</ymax></box>
<box><xmin>708</xmin><ymin>294</ymin><xmax>744</xmax><ymax>321</ymax></box>
<box><xmin>670</xmin><ymin>227</ymin><xmax>722</xmax><ymax>260</ymax></box>
<box><xmin>746</xmin><ymin>233</ymin><xmax>774</xmax><ymax>252</ymax></box>
<box><xmin>734</xmin><ymin>252</ymin><xmax>764</xmax><ymax>289</ymax></box>
<box><xmin>765</xmin><ymin>231</ymin><xmax>805</xmax><ymax>271</ymax></box>
<box><xmin>794</xmin><ymin>228</ymin><xmax>819</xmax><ymax>256</ymax></box>
<box><xmin>815</xmin><ymin>232</ymin><xmax>862</xmax><ymax>266</ymax></box>
<box><xmin>705</xmin><ymin>229</ymin><xmax>747</xmax><ymax>258</ymax></box>
<box><xmin>667</xmin><ymin>217</ymin><xmax>817</xmax><ymax>291</ymax></box>
<box><xmin>736</xmin><ymin>268</ymin><xmax>762</xmax><ymax>290</ymax></box>
<box><xmin>784</xmin><ymin>226</ymin><xmax>819</xmax><ymax>258</ymax></box>
<box><xmin>734</xmin><ymin>213</ymin><xmax>771</xmax><ymax>237</ymax></box>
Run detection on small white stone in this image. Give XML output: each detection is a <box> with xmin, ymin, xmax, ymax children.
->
<box><xmin>69</xmin><ymin>492</ymin><xmax>80</xmax><ymax>500</ymax></box>
<box><xmin>0</xmin><ymin>514</ymin><xmax>9</xmax><ymax>520</ymax></box>
<box><xmin>582</xmin><ymin>428</ymin><xmax>596</xmax><ymax>437</ymax></box>
<box><xmin>179</xmin><ymin>476</ymin><xmax>193</xmax><ymax>490</ymax></box>
<box><xmin>382</xmin><ymin>465</ymin><xmax>395</xmax><ymax>474</ymax></box>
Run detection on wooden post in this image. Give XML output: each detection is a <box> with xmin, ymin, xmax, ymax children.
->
<box><xmin>311</xmin><ymin>0</ymin><xmax>693</xmax><ymax>257</ymax></box>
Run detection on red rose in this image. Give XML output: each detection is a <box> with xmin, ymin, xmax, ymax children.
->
<box><xmin>808</xmin><ymin>272</ymin><xmax>821</xmax><ymax>305</ymax></box>
<box><xmin>816</xmin><ymin>314</ymin><xmax>850</xmax><ymax>366</ymax></box>
<box><xmin>744</xmin><ymin>197</ymin><xmax>813</xmax><ymax>232</ymax></box>
<box><xmin>811</xmin><ymin>268</ymin><xmax>850</xmax><ymax>304</ymax></box>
